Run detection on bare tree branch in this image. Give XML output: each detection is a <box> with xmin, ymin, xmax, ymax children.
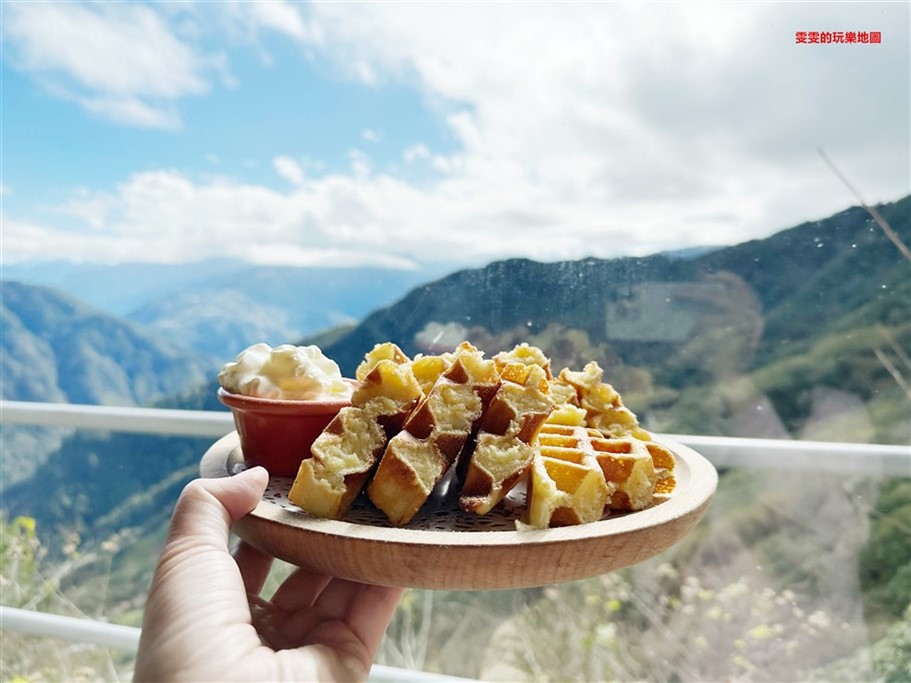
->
<box><xmin>874</xmin><ymin>347</ymin><xmax>911</xmax><ymax>401</ymax></box>
<box><xmin>817</xmin><ymin>147</ymin><xmax>911</xmax><ymax>262</ymax></box>
<box><xmin>876</xmin><ymin>324</ymin><xmax>911</xmax><ymax>374</ymax></box>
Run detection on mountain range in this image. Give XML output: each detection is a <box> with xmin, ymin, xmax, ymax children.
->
<box><xmin>0</xmin><ymin>282</ymin><xmax>215</xmax><ymax>486</ymax></box>
<box><xmin>3</xmin><ymin>260</ymin><xmax>450</xmax><ymax>361</ymax></box>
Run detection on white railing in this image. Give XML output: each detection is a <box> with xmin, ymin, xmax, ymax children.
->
<box><xmin>0</xmin><ymin>606</ymin><xmax>473</xmax><ymax>682</ymax></box>
<box><xmin>1</xmin><ymin>399</ymin><xmax>909</xmax><ymax>681</ymax></box>
<box><xmin>2</xmin><ymin>400</ymin><xmax>909</xmax><ymax>476</ymax></box>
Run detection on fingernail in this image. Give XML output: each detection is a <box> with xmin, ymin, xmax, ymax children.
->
<box><xmin>237</xmin><ymin>466</ymin><xmax>269</xmax><ymax>482</ymax></box>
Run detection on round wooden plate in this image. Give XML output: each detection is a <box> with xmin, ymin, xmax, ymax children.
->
<box><xmin>201</xmin><ymin>432</ymin><xmax>717</xmax><ymax>591</ymax></box>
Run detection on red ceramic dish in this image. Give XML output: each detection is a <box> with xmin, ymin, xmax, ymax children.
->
<box><xmin>217</xmin><ymin>387</ymin><xmax>352</xmax><ymax>476</ymax></box>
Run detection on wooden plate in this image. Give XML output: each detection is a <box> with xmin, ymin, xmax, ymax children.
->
<box><xmin>200</xmin><ymin>432</ymin><xmax>717</xmax><ymax>591</ymax></box>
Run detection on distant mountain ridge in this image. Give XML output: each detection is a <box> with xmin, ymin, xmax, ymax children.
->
<box><xmin>1</xmin><ymin>281</ymin><xmax>213</xmax><ymax>405</ymax></box>
<box><xmin>318</xmin><ymin>196</ymin><xmax>911</xmax><ymax>377</ymax></box>
<box><xmin>0</xmin><ymin>281</ymin><xmax>216</xmax><ymax>486</ymax></box>
<box><xmin>3</xmin><ymin>260</ymin><xmax>452</xmax><ymax>361</ymax></box>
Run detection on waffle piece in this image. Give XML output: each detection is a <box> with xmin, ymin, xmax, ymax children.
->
<box><xmin>544</xmin><ymin>402</ymin><xmax>587</xmax><ymax>427</ymax></box>
<box><xmin>526</xmin><ymin>423</ymin><xmax>613</xmax><ymax>528</ymax></box>
<box><xmin>645</xmin><ymin>441</ymin><xmax>677</xmax><ymax>495</ymax></box>
<box><xmin>591</xmin><ymin>437</ymin><xmax>658</xmax><ymax>511</ymax></box>
<box><xmin>355</xmin><ymin>342</ymin><xmax>410</xmax><ymax>381</ymax></box>
<box><xmin>289</xmin><ymin>358</ymin><xmax>422</xmax><ymax>518</ymax></box>
<box><xmin>410</xmin><ymin>353</ymin><xmax>454</xmax><ymax>395</ymax></box>
<box><xmin>548</xmin><ymin>361</ymin><xmax>677</xmax><ymax>488</ymax></box>
<box><xmin>459</xmin><ymin>362</ymin><xmax>555</xmax><ymax>515</ymax></box>
<box><xmin>493</xmin><ymin>343</ymin><xmax>554</xmax><ymax>379</ymax></box>
<box><xmin>553</xmin><ymin>361</ymin><xmax>651</xmax><ymax>440</ymax></box>
<box><xmin>368</xmin><ymin>342</ymin><xmax>501</xmax><ymax>526</ymax></box>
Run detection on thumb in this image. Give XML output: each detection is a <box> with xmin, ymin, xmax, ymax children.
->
<box><xmin>167</xmin><ymin>467</ymin><xmax>269</xmax><ymax>547</ymax></box>
<box><xmin>136</xmin><ymin>468</ymin><xmax>270</xmax><ymax>681</ymax></box>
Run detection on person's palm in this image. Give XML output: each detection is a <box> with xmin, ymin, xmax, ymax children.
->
<box><xmin>134</xmin><ymin>468</ymin><xmax>403</xmax><ymax>682</ymax></box>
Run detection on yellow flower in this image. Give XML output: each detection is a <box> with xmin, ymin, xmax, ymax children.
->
<box><xmin>749</xmin><ymin>624</ymin><xmax>775</xmax><ymax>640</ymax></box>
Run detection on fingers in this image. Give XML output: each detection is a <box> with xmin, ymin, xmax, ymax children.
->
<box><xmin>337</xmin><ymin>583</ymin><xmax>405</xmax><ymax>657</ymax></box>
<box><xmin>233</xmin><ymin>540</ymin><xmax>274</xmax><ymax>596</ymax></box>
<box><xmin>136</xmin><ymin>467</ymin><xmax>271</xmax><ymax>678</ymax></box>
<box><xmin>270</xmin><ymin>566</ymin><xmax>333</xmax><ymax>612</ymax></box>
<box><xmin>167</xmin><ymin>466</ymin><xmax>269</xmax><ymax>549</ymax></box>
<box><xmin>285</xmin><ymin>579</ymin><xmax>404</xmax><ymax>655</ymax></box>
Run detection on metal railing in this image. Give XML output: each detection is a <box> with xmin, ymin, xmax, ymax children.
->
<box><xmin>0</xmin><ymin>606</ymin><xmax>472</xmax><ymax>682</ymax></box>
<box><xmin>3</xmin><ymin>400</ymin><xmax>909</xmax><ymax>476</ymax></box>
<box><xmin>1</xmin><ymin>399</ymin><xmax>909</xmax><ymax>681</ymax></box>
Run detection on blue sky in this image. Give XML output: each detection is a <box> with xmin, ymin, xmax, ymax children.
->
<box><xmin>1</xmin><ymin>1</ymin><xmax>909</xmax><ymax>269</ymax></box>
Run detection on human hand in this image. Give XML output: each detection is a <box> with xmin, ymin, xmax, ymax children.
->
<box><xmin>134</xmin><ymin>467</ymin><xmax>404</xmax><ymax>682</ymax></box>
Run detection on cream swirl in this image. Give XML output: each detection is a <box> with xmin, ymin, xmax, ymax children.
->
<box><xmin>218</xmin><ymin>343</ymin><xmax>352</xmax><ymax>400</ymax></box>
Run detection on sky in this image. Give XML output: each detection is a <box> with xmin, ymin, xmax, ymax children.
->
<box><xmin>1</xmin><ymin>1</ymin><xmax>909</xmax><ymax>271</ymax></box>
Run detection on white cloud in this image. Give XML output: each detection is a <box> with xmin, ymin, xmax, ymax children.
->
<box><xmin>244</xmin><ymin>1</ymin><xmax>311</xmax><ymax>42</ymax></box>
<box><xmin>361</xmin><ymin>128</ymin><xmax>380</xmax><ymax>143</ymax></box>
<box><xmin>273</xmin><ymin>156</ymin><xmax>306</xmax><ymax>186</ymax></box>
<box><xmin>403</xmin><ymin>144</ymin><xmax>430</xmax><ymax>163</ymax></box>
<box><xmin>294</xmin><ymin>2</ymin><xmax>909</xmax><ymax>239</ymax></box>
<box><xmin>1</xmin><ymin>2</ymin><xmax>908</xmax><ymax>268</ymax></box>
<box><xmin>2</xmin><ymin>2</ymin><xmax>216</xmax><ymax>128</ymax></box>
<box><xmin>78</xmin><ymin>94</ymin><xmax>183</xmax><ymax>130</ymax></box>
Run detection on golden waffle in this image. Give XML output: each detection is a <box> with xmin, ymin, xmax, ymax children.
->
<box><xmin>590</xmin><ymin>437</ymin><xmax>658</xmax><ymax>511</ymax></box>
<box><xmin>368</xmin><ymin>342</ymin><xmax>501</xmax><ymax>526</ymax></box>
<box><xmin>493</xmin><ymin>343</ymin><xmax>554</xmax><ymax>379</ymax></box>
<box><xmin>355</xmin><ymin>342</ymin><xmax>410</xmax><ymax>381</ymax></box>
<box><xmin>459</xmin><ymin>362</ymin><xmax>555</xmax><ymax>515</ymax></box>
<box><xmin>644</xmin><ymin>441</ymin><xmax>677</xmax><ymax>496</ymax></box>
<box><xmin>552</xmin><ymin>361</ymin><xmax>651</xmax><ymax>441</ymax></box>
<box><xmin>526</xmin><ymin>423</ymin><xmax>613</xmax><ymax>528</ymax></box>
<box><xmin>410</xmin><ymin>353</ymin><xmax>454</xmax><ymax>395</ymax></box>
<box><xmin>289</xmin><ymin>357</ymin><xmax>422</xmax><ymax>519</ymax></box>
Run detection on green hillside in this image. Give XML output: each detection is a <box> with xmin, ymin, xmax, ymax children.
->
<box><xmin>1</xmin><ymin>281</ymin><xmax>214</xmax><ymax>405</ymax></box>
<box><xmin>0</xmin><ymin>281</ymin><xmax>216</xmax><ymax>487</ymax></box>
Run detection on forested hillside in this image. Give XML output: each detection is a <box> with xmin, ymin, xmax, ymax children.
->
<box><xmin>0</xmin><ymin>282</ymin><xmax>214</xmax><ymax>486</ymax></box>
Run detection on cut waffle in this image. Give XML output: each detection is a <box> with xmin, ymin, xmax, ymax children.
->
<box><xmin>289</xmin><ymin>355</ymin><xmax>422</xmax><ymax>519</ymax></box>
<box><xmin>368</xmin><ymin>342</ymin><xmax>501</xmax><ymax>526</ymax></box>
<box><xmin>286</xmin><ymin>341</ymin><xmax>677</xmax><ymax>529</ymax></box>
<box><xmin>590</xmin><ymin>437</ymin><xmax>658</xmax><ymax>511</ymax></box>
<box><xmin>459</xmin><ymin>362</ymin><xmax>555</xmax><ymax>515</ymax></box>
<box><xmin>493</xmin><ymin>342</ymin><xmax>554</xmax><ymax>379</ymax></box>
<box><xmin>526</xmin><ymin>424</ymin><xmax>613</xmax><ymax>528</ymax></box>
<box><xmin>644</xmin><ymin>441</ymin><xmax>677</xmax><ymax>496</ymax></box>
<box><xmin>410</xmin><ymin>353</ymin><xmax>455</xmax><ymax>395</ymax></box>
<box><xmin>552</xmin><ymin>361</ymin><xmax>651</xmax><ymax>441</ymax></box>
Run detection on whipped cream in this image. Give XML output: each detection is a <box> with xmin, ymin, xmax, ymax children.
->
<box><xmin>218</xmin><ymin>343</ymin><xmax>353</xmax><ymax>400</ymax></box>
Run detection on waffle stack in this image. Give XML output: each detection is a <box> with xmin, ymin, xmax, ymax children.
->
<box><xmin>528</xmin><ymin>423</ymin><xmax>614</xmax><ymax>528</ymax></box>
<box><xmin>459</xmin><ymin>361</ymin><xmax>555</xmax><ymax>515</ymax></box>
<box><xmin>288</xmin><ymin>342</ymin><xmax>676</xmax><ymax>528</ymax></box>
<box><xmin>288</xmin><ymin>344</ymin><xmax>422</xmax><ymax>518</ymax></box>
<box><xmin>367</xmin><ymin>342</ymin><xmax>501</xmax><ymax>525</ymax></box>
<box><xmin>546</xmin><ymin>360</ymin><xmax>677</xmax><ymax>503</ymax></box>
